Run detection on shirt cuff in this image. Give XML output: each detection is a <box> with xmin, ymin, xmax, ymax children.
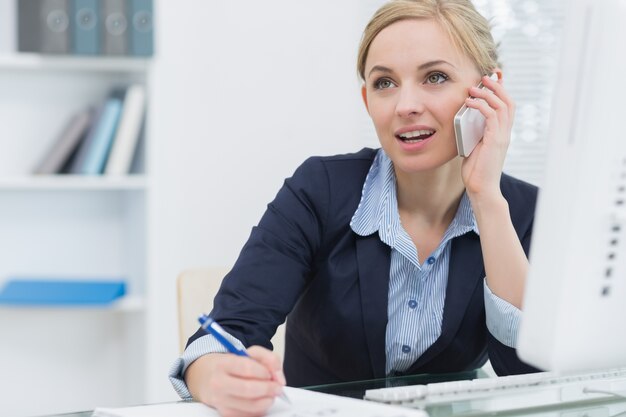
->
<box><xmin>483</xmin><ymin>279</ymin><xmax>522</xmax><ymax>348</ymax></box>
<box><xmin>168</xmin><ymin>332</ymin><xmax>247</xmax><ymax>400</ymax></box>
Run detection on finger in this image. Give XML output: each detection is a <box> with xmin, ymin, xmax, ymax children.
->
<box><xmin>469</xmin><ymin>84</ymin><xmax>505</xmax><ymax>112</ymax></box>
<box><xmin>220</xmin><ymin>354</ymin><xmax>272</xmax><ymax>381</ymax></box>
<box><xmin>217</xmin><ymin>372</ymin><xmax>284</xmax><ymax>399</ymax></box>
<box><xmin>465</xmin><ymin>96</ymin><xmax>498</xmax><ymax>122</ymax></box>
<box><xmin>220</xmin><ymin>393</ymin><xmax>276</xmax><ymax>415</ymax></box>
<box><xmin>247</xmin><ymin>345</ymin><xmax>286</xmax><ymax>385</ymax></box>
<box><xmin>480</xmin><ymin>75</ymin><xmax>516</xmax><ymax>119</ymax></box>
<box><xmin>480</xmin><ymin>74</ymin><xmax>506</xmax><ymax>98</ymax></box>
<box><xmin>464</xmin><ymin>98</ymin><xmax>506</xmax><ymax>148</ymax></box>
<box><xmin>466</xmin><ymin>88</ymin><xmax>512</xmax><ymax>134</ymax></box>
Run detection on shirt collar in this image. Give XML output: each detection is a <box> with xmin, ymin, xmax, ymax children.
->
<box><xmin>350</xmin><ymin>149</ymin><xmax>479</xmax><ymax>239</ymax></box>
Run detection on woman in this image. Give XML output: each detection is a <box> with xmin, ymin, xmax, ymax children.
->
<box><xmin>170</xmin><ymin>0</ymin><xmax>538</xmax><ymax>416</ymax></box>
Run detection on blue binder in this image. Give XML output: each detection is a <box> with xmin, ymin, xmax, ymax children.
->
<box><xmin>70</xmin><ymin>92</ymin><xmax>124</xmax><ymax>175</ymax></box>
<box><xmin>72</xmin><ymin>0</ymin><xmax>100</xmax><ymax>55</ymax></box>
<box><xmin>0</xmin><ymin>279</ymin><xmax>126</xmax><ymax>306</ymax></box>
<box><xmin>128</xmin><ymin>0</ymin><xmax>153</xmax><ymax>56</ymax></box>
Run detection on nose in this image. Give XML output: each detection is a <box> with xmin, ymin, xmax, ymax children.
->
<box><xmin>395</xmin><ymin>85</ymin><xmax>425</xmax><ymax>118</ymax></box>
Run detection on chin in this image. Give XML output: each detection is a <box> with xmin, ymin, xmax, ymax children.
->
<box><xmin>390</xmin><ymin>152</ymin><xmax>459</xmax><ymax>175</ymax></box>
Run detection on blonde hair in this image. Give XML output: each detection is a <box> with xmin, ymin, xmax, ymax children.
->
<box><xmin>357</xmin><ymin>0</ymin><xmax>499</xmax><ymax>81</ymax></box>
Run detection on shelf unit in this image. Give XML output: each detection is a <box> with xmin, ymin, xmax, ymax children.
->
<box><xmin>0</xmin><ymin>175</ymin><xmax>148</xmax><ymax>190</ymax></box>
<box><xmin>0</xmin><ymin>53</ymin><xmax>151</xmax><ymax>72</ymax></box>
<box><xmin>0</xmin><ymin>294</ymin><xmax>146</xmax><ymax>313</ymax></box>
<box><xmin>0</xmin><ymin>51</ymin><xmax>152</xmax><ymax>416</ymax></box>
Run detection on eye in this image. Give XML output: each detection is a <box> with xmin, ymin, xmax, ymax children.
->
<box><xmin>425</xmin><ymin>72</ymin><xmax>449</xmax><ymax>85</ymax></box>
<box><xmin>373</xmin><ymin>78</ymin><xmax>396</xmax><ymax>90</ymax></box>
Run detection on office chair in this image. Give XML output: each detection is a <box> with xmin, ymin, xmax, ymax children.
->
<box><xmin>176</xmin><ymin>267</ymin><xmax>286</xmax><ymax>360</ymax></box>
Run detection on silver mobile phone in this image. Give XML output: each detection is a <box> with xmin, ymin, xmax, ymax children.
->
<box><xmin>454</xmin><ymin>73</ymin><xmax>498</xmax><ymax>157</ymax></box>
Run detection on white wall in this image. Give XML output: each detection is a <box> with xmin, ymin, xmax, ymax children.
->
<box><xmin>146</xmin><ymin>0</ymin><xmax>370</xmax><ymax>401</ymax></box>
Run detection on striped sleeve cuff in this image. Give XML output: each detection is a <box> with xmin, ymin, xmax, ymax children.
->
<box><xmin>168</xmin><ymin>332</ymin><xmax>246</xmax><ymax>400</ymax></box>
<box><xmin>483</xmin><ymin>279</ymin><xmax>522</xmax><ymax>348</ymax></box>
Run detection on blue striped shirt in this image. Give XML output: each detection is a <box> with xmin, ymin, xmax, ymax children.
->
<box><xmin>349</xmin><ymin>149</ymin><xmax>520</xmax><ymax>374</ymax></box>
<box><xmin>168</xmin><ymin>149</ymin><xmax>521</xmax><ymax>398</ymax></box>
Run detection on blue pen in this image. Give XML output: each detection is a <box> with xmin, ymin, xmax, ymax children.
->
<box><xmin>198</xmin><ymin>314</ymin><xmax>291</xmax><ymax>404</ymax></box>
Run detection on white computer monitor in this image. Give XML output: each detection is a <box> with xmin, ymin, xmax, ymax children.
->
<box><xmin>517</xmin><ymin>0</ymin><xmax>626</xmax><ymax>372</ymax></box>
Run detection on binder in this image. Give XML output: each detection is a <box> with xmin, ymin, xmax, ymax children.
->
<box><xmin>72</xmin><ymin>0</ymin><xmax>99</xmax><ymax>55</ymax></box>
<box><xmin>18</xmin><ymin>0</ymin><xmax>43</xmax><ymax>52</ymax></box>
<box><xmin>40</xmin><ymin>0</ymin><xmax>71</xmax><ymax>54</ymax></box>
<box><xmin>70</xmin><ymin>91</ymin><xmax>124</xmax><ymax>175</ymax></box>
<box><xmin>18</xmin><ymin>0</ymin><xmax>70</xmax><ymax>54</ymax></box>
<box><xmin>105</xmin><ymin>84</ymin><xmax>146</xmax><ymax>175</ymax></box>
<box><xmin>128</xmin><ymin>0</ymin><xmax>153</xmax><ymax>56</ymax></box>
<box><xmin>102</xmin><ymin>0</ymin><xmax>129</xmax><ymax>55</ymax></box>
<box><xmin>34</xmin><ymin>108</ymin><xmax>93</xmax><ymax>174</ymax></box>
<box><xmin>0</xmin><ymin>279</ymin><xmax>126</xmax><ymax>306</ymax></box>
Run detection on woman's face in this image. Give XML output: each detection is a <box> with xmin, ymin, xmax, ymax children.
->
<box><xmin>362</xmin><ymin>18</ymin><xmax>482</xmax><ymax>175</ymax></box>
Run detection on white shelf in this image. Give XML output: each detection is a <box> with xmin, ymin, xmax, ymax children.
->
<box><xmin>0</xmin><ymin>295</ymin><xmax>146</xmax><ymax>313</ymax></box>
<box><xmin>0</xmin><ymin>53</ymin><xmax>150</xmax><ymax>73</ymax></box>
<box><xmin>109</xmin><ymin>295</ymin><xmax>147</xmax><ymax>312</ymax></box>
<box><xmin>0</xmin><ymin>175</ymin><xmax>149</xmax><ymax>191</ymax></box>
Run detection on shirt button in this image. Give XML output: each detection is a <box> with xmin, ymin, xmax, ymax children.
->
<box><xmin>427</xmin><ymin>256</ymin><xmax>436</xmax><ymax>265</ymax></box>
<box><xmin>408</xmin><ymin>300</ymin><xmax>417</xmax><ymax>309</ymax></box>
<box><xmin>402</xmin><ymin>345</ymin><xmax>411</xmax><ymax>354</ymax></box>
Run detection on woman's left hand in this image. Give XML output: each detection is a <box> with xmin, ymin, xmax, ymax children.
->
<box><xmin>460</xmin><ymin>73</ymin><xmax>515</xmax><ymax>201</ymax></box>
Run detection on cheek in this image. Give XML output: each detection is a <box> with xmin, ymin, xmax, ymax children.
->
<box><xmin>438</xmin><ymin>99</ymin><xmax>465</xmax><ymax>127</ymax></box>
<box><xmin>368</xmin><ymin>100</ymin><xmax>394</xmax><ymax>125</ymax></box>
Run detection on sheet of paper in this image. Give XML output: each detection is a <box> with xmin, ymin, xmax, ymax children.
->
<box><xmin>92</xmin><ymin>386</ymin><xmax>428</xmax><ymax>417</ymax></box>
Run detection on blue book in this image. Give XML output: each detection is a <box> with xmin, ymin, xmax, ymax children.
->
<box><xmin>70</xmin><ymin>92</ymin><xmax>124</xmax><ymax>175</ymax></box>
<box><xmin>128</xmin><ymin>0</ymin><xmax>153</xmax><ymax>56</ymax></box>
<box><xmin>0</xmin><ymin>279</ymin><xmax>126</xmax><ymax>306</ymax></box>
<box><xmin>72</xmin><ymin>0</ymin><xmax>100</xmax><ymax>55</ymax></box>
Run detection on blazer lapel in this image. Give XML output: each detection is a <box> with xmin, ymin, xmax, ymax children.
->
<box><xmin>410</xmin><ymin>232</ymin><xmax>484</xmax><ymax>369</ymax></box>
<box><xmin>356</xmin><ymin>233</ymin><xmax>391</xmax><ymax>379</ymax></box>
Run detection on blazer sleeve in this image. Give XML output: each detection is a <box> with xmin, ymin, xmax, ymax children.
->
<box><xmin>487</xmin><ymin>199</ymin><xmax>543</xmax><ymax>375</ymax></box>
<box><xmin>186</xmin><ymin>156</ymin><xmax>331</xmax><ymax>350</ymax></box>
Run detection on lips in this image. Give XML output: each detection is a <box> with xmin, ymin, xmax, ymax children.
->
<box><xmin>395</xmin><ymin>127</ymin><xmax>436</xmax><ymax>143</ymax></box>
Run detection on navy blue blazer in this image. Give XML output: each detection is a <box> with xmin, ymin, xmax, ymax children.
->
<box><xmin>187</xmin><ymin>148</ymin><xmax>540</xmax><ymax>387</ymax></box>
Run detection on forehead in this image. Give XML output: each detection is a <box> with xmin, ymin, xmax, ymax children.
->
<box><xmin>366</xmin><ymin>18</ymin><xmax>471</xmax><ymax>74</ymax></box>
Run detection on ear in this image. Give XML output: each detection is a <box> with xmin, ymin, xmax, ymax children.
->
<box><xmin>361</xmin><ymin>85</ymin><xmax>370</xmax><ymax>113</ymax></box>
<box><xmin>493</xmin><ymin>67</ymin><xmax>504</xmax><ymax>84</ymax></box>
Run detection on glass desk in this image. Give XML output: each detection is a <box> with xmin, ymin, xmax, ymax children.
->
<box><xmin>34</xmin><ymin>370</ymin><xmax>626</xmax><ymax>417</ymax></box>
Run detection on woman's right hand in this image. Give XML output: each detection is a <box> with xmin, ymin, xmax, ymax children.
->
<box><xmin>185</xmin><ymin>346</ymin><xmax>286</xmax><ymax>417</ymax></box>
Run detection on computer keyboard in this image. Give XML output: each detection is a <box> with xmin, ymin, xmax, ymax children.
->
<box><xmin>364</xmin><ymin>368</ymin><xmax>626</xmax><ymax>415</ymax></box>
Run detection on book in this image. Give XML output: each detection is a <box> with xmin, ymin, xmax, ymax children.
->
<box><xmin>19</xmin><ymin>0</ymin><xmax>71</xmax><ymax>54</ymax></box>
<box><xmin>72</xmin><ymin>0</ymin><xmax>100</xmax><ymax>55</ymax></box>
<box><xmin>102</xmin><ymin>0</ymin><xmax>129</xmax><ymax>55</ymax></box>
<box><xmin>18</xmin><ymin>0</ymin><xmax>43</xmax><ymax>52</ymax></box>
<box><xmin>128</xmin><ymin>0</ymin><xmax>153</xmax><ymax>56</ymax></box>
<box><xmin>70</xmin><ymin>91</ymin><xmax>124</xmax><ymax>175</ymax></box>
<box><xmin>92</xmin><ymin>386</ymin><xmax>427</xmax><ymax>417</ymax></box>
<box><xmin>34</xmin><ymin>108</ymin><xmax>93</xmax><ymax>175</ymax></box>
<box><xmin>0</xmin><ymin>279</ymin><xmax>126</xmax><ymax>306</ymax></box>
<box><xmin>105</xmin><ymin>84</ymin><xmax>146</xmax><ymax>175</ymax></box>
<box><xmin>41</xmin><ymin>0</ymin><xmax>71</xmax><ymax>54</ymax></box>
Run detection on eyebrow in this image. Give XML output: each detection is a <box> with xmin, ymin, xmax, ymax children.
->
<box><xmin>367</xmin><ymin>60</ymin><xmax>457</xmax><ymax>78</ymax></box>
